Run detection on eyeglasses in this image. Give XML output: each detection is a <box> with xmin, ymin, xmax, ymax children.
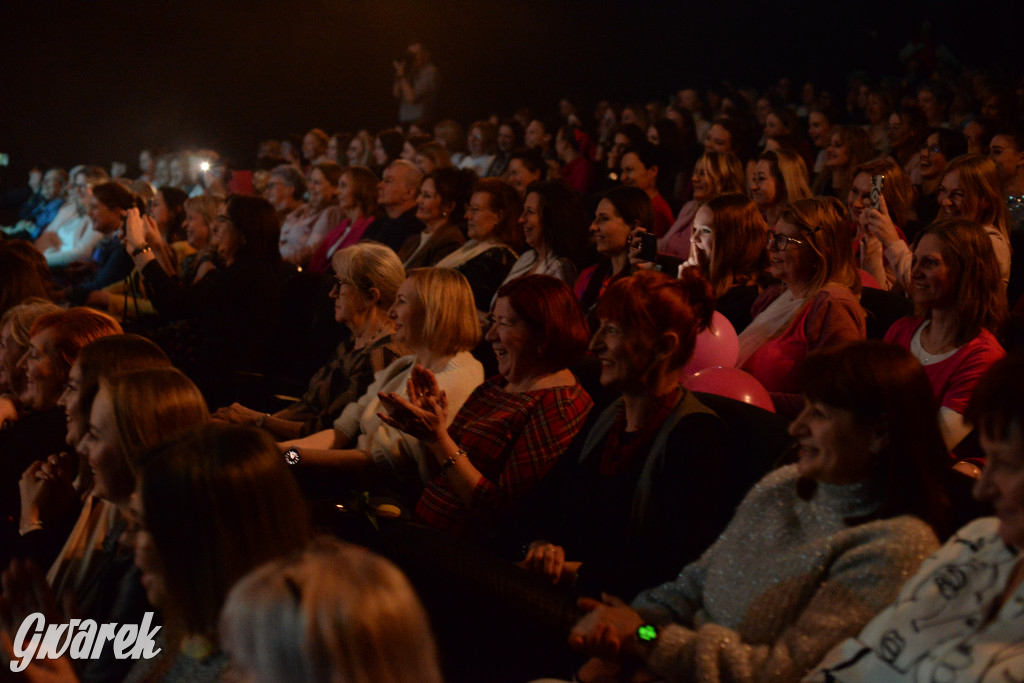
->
<box><xmin>767</xmin><ymin>228</ymin><xmax>819</xmax><ymax>252</ymax></box>
<box><xmin>330</xmin><ymin>278</ymin><xmax>354</xmax><ymax>293</ymax></box>
<box><xmin>921</xmin><ymin>144</ymin><xmax>942</xmax><ymax>155</ymax></box>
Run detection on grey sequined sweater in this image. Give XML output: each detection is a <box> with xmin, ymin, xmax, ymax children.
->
<box><xmin>631</xmin><ymin>465</ymin><xmax>940</xmax><ymax>683</ymax></box>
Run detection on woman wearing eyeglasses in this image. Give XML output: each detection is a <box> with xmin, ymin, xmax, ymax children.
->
<box><xmin>213</xmin><ymin>243</ymin><xmax>411</xmax><ymax>440</ymax></box>
<box><xmin>738</xmin><ymin>197</ymin><xmax>866</xmax><ymax>417</ymax></box>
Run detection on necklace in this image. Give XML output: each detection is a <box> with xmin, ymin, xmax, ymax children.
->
<box><xmin>353</xmin><ymin>321</ymin><xmax>390</xmax><ymax>350</ymax></box>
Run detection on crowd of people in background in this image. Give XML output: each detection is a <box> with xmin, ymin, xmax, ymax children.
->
<box><xmin>3</xmin><ymin>35</ymin><xmax>1024</xmax><ymax>682</ymax></box>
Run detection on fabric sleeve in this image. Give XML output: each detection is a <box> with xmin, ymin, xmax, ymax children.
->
<box><xmin>803</xmin><ymin>289</ymin><xmax>866</xmax><ymax>351</ymax></box>
<box><xmin>807</xmin><ymin>518</ymin><xmax>997</xmax><ymax>682</ymax></box>
<box><xmin>937</xmin><ymin>334</ymin><xmax>1006</xmax><ymax>414</ymax></box>
<box><xmin>67</xmin><ymin>243</ymin><xmax>134</xmax><ymax>305</ymax></box>
<box><xmin>643</xmin><ymin>519</ymin><xmax>939</xmax><ymax>683</ymax></box>
<box><xmin>771</xmin><ymin>289</ymin><xmax>865</xmax><ymax>416</ymax></box>
<box><xmin>883</xmin><ymin>239</ymin><xmax>913</xmax><ymax>292</ymax></box>
<box><xmin>44</xmin><ymin>227</ymin><xmax>105</xmax><ymax>267</ymax></box>
<box><xmin>468</xmin><ymin>389</ymin><xmax>593</xmax><ymax>518</ymax></box>
<box><xmin>858</xmin><ymin>235</ymin><xmax>890</xmax><ymax>291</ymax></box>
<box><xmin>333</xmin><ymin>357</ymin><xmax>407</xmax><ymax>441</ymax></box>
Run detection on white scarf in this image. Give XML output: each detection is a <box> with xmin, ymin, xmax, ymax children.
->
<box><xmin>736</xmin><ymin>289</ymin><xmax>805</xmax><ymax>366</ymax></box>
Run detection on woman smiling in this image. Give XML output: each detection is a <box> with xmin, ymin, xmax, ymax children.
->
<box><xmin>397</xmin><ymin>168</ymin><xmax>470</xmax><ymax>269</ymax></box>
<box><xmin>379</xmin><ymin>275</ymin><xmax>592</xmax><ymax>540</ymax></box>
<box><xmin>279</xmin><ymin>268</ymin><xmax>483</xmax><ymax>500</ymax></box>
<box><xmin>884</xmin><ymin>219</ymin><xmax>1006</xmax><ymax>450</ymax></box>
<box><xmin>810</xmin><ymin>352</ymin><xmax>1024</xmax><ymax>681</ymax></box>
<box><xmin>738</xmin><ymin>197</ymin><xmax>866</xmax><ymax>416</ymax></box>
<box><xmin>569</xmin><ymin>342</ymin><xmax>948</xmax><ymax>683</ymax></box>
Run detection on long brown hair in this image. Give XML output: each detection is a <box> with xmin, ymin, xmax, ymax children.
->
<box><xmin>912</xmin><ymin>219</ymin><xmax>1006</xmax><ymax>345</ymax></box>
<box><xmin>704</xmin><ymin>193</ymin><xmax>769</xmax><ymax>298</ymax></box>
<box><xmin>139</xmin><ymin>424</ymin><xmax>311</xmax><ymax>638</ymax></box>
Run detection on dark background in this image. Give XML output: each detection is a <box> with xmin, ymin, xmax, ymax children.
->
<box><xmin>2</xmin><ymin>0</ymin><xmax>1022</xmax><ymax>185</ymax></box>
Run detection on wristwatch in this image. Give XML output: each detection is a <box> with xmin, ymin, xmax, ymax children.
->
<box><xmin>636</xmin><ymin>623</ymin><xmax>659</xmax><ymax>652</ymax></box>
<box><xmin>283</xmin><ymin>447</ymin><xmax>301</xmax><ymax>466</ymax></box>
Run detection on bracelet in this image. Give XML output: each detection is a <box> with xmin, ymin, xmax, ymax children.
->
<box><xmin>440</xmin><ymin>447</ymin><xmax>467</xmax><ymax>478</ymax></box>
<box><xmin>131</xmin><ymin>243</ymin><xmax>152</xmax><ymax>257</ymax></box>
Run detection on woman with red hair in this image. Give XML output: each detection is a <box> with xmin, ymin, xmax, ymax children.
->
<box><xmin>380</xmin><ymin>275</ymin><xmax>593</xmax><ymax>541</ymax></box>
<box><xmin>0</xmin><ymin>307</ymin><xmax>121</xmax><ymax>551</ymax></box>
<box><xmin>519</xmin><ymin>270</ymin><xmax>743</xmax><ymax>600</ymax></box>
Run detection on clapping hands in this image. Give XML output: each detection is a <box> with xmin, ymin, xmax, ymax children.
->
<box><xmin>377</xmin><ymin>365</ymin><xmax>448</xmax><ymax>443</ymax></box>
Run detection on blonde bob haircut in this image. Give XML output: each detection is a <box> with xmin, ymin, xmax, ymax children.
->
<box><xmin>694</xmin><ymin>152</ymin><xmax>746</xmax><ymax>198</ymax></box>
<box><xmin>780</xmin><ymin>196</ymin><xmax>861</xmax><ymax>296</ymax></box>
<box><xmin>331</xmin><ymin>243</ymin><xmax>405</xmax><ymax>311</ymax></box>
<box><xmin>405</xmin><ymin>267</ymin><xmax>481</xmax><ymax>355</ymax></box>
<box><xmin>220</xmin><ymin>537</ymin><xmax>442</xmax><ymax>683</ymax></box>
<box><xmin>942</xmin><ymin>154</ymin><xmax>1010</xmax><ymax>241</ymax></box>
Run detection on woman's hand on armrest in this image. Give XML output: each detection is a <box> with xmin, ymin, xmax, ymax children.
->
<box><xmin>518</xmin><ymin>541</ymin><xmax>582</xmax><ymax>585</ymax></box>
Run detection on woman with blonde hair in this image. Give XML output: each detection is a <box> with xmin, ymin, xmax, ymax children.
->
<box><xmin>658</xmin><ymin>152</ymin><xmax>745</xmax><ymax>260</ymax></box>
<box><xmin>221</xmin><ymin>538</ymin><xmax>442</xmax><ymax>683</ymax></box>
<box><xmin>749</xmin><ymin>148</ymin><xmax>812</xmax><ymax>228</ymax></box>
<box><xmin>346</xmin><ymin>130</ymin><xmax>373</xmax><ymax>168</ymax></box>
<box><xmin>738</xmin><ymin>197</ymin><xmax>866</xmax><ymax>416</ymax></box>
<box><xmin>214</xmin><ymin>243</ymin><xmax>410</xmax><ymax>439</ymax></box>
<box><xmin>413</xmin><ymin>140</ymin><xmax>454</xmax><ymax>176</ymax></box>
<box><xmin>280</xmin><ymin>268</ymin><xmax>483</xmax><ymax>500</ymax></box>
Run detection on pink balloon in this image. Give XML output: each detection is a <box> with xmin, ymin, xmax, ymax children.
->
<box><xmin>685</xmin><ymin>367</ymin><xmax>775</xmax><ymax>413</ymax></box>
<box><xmin>681</xmin><ymin>311</ymin><xmax>738</xmax><ymax>376</ymax></box>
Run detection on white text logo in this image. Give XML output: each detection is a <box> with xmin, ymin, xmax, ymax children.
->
<box><xmin>10</xmin><ymin>612</ymin><xmax>162</xmax><ymax>673</ymax></box>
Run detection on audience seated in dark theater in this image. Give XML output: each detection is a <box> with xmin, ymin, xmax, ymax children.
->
<box><xmin>501</xmin><ymin>180</ymin><xmax>587</xmax><ymax>289</ymax></box>
<box><xmin>361</xmin><ymin>160</ymin><xmax>425</xmax><ymax>252</ymax></box>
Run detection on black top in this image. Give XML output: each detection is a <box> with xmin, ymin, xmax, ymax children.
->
<box><xmin>141</xmin><ymin>257</ymin><xmax>281</xmax><ymax>400</ymax></box>
<box><xmin>67</xmin><ymin>235</ymin><xmax>134</xmax><ymax>305</ymax></box>
<box><xmin>362</xmin><ymin>207</ymin><xmax>425</xmax><ymax>253</ymax></box>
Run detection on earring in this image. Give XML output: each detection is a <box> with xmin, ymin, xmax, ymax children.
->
<box><xmin>442</xmin><ymin>211</ymin><xmax>449</xmax><ymax>218</ymax></box>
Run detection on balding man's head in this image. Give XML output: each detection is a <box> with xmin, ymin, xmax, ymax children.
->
<box><xmin>378</xmin><ymin>160</ymin><xmax>423</xmax><ymax>216</ymax></box>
